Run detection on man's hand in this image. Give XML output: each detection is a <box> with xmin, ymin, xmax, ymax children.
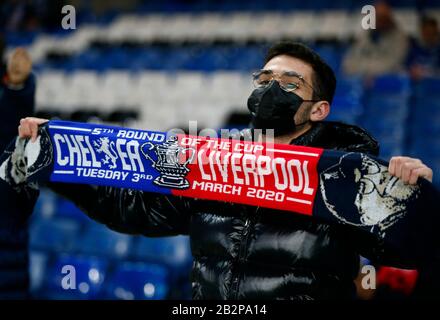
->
<box><xmin>389</xmin><ymin>156</ymin><xmax>433</xmax><ymax>185</ymax></box>
<box><xmin>7</xmin><ymin>48</ymin><xmax>32</xmax><ymax>85</ymax></box>
<box><xmin>18</xmin><ymin>117</ymin><xmax>49</xmax><ymax>142</ymax></box>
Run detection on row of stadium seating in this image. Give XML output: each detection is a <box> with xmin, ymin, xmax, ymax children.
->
<box><xmin>30</xmin><ymin>252</ymin><xmax>180</xmax><ymax>299</ymax></box>
<box><xmin>16</xmin><ymin>8</ymin><xmax>440</xmax><ymax>64</ymax></box>
<box><xmin>34</xmin><ymin>69</ymin><xmax>440</xmax><ymax>162</ymax></box>
<box><xmin>36</xmin><ymin>44</ymin><xmax>347</xmax><ymax>73</ymax></box>
<box><xmin>40</xmin><ymin>45</ymin><xmax>269</xmax><ymax>72</ymax></box>
<box><xmin>29</xmin><ymin>190</ymin><xmax>192</xmax><ymax>299</ymax></box>
<box><xmin>35</xmin><ymin>70</ymin><xmax>253</xmax><ymax>129</ymax></box>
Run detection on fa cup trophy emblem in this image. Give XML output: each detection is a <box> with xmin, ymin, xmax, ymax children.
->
<box><xmin>141</xmin><ymin>136</ymin><xmax>195</xmax><ymax>189</ymax></box>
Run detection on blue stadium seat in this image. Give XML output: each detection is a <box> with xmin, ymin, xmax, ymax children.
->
<box><xmin>367</xmin><ymin>95</ymin><xmax>409</xmax><ymax>113</ymax></box>
<box><xmin>135</xmin><ymin>48</ymin><xmax>163</xmax><ymax>70</ymax></box>
<box><xmin>413</xmin><ymin>77</ymin><xmax>440</xmax><ymax>97</ymax></box>
<box><xmin>234</xmin><ymin>47</ymin><xmax>264</xmax><ymax>71</ymax></box>
<box><xmin>361</xmin><ymin>74</ymin><xmax>411</xmax><ymax>154</ymax></box>
<box><xmin>32</xmin><ymin>189</ymin><xmax>57</xmax><ymax>221</ymax></box>
<box><xmin>189</xmin><ymin>48</ymin><xmax>235</xmax><ymax>71</ymax></box>
<box><xmin>378</xmin><ymin>141</ymin><xmax>404</xmax><ymax>160</ymax></box>
<box><xmin>29</xmin><ymin>218</ymin><xmax>82</xmax><ymax>252</ymax></box>
<box><xmin>408</xmin><ymin>141</ymin><xmax>440</xmax><ymax>156</ymax></box>
<box><xmin>409</xmin><ymin>119</ymin><xmax>440</xmax><ymax>136</ymax></box>
<box><xmin>331</xmin><ymin>75</ymin><xmax>364</xmax><ymax>124</ymax></box>
<box><xmin>76</xmin><ymin>223</ymin><xmax>133</xmax><ymax>259</ymax></box>
<box><xmin>108</xmin><ymin>48</ymin><xmax>133</xmax><ymax>69</ymax></box>
<box><xmin>365</xmin><ymin>93</ymin><xmax>409</xmax><ymax>122</ymax></box>
<box><xmin>329</xmin><ymin>95</ymin><xmax>363</xmax><ymax>123</ymax></box>
<box><xmin>54</xmin><ymin>196</ymin><xmax>91</xmax><ymax>223</ymax></box>
<box><xmin>133</xmin><ymin>235</ymin><xmax>192</xmax><ymax>268</ymax></box>
<box><xmin>105</xmin><ymin>262</ymin><xmax>169</xmax><ymax>300</ymax></box>
<box><xmin>411</xmin><ymin>105</ymin><xmax>440</xmax><ymax>126</ymax></box>
<box><xmin>370</xmin><ymin>74</ymin><xmax>411</xmax><ymax>95</ymax></box>
<box><xmin>335</xmin><ymin>75</ymin><xmax>364</xmax><ymax>99</ymax></box>
<box><xmin>365</xmin><ymin>113</ymin><xmax>407</xmax><ymax>134</ymax></box>
<box><xmin>406</xmin><ymin>77</ymin><xmax>440</xmax><ymax>171</ymax></box>
<box><xmin>165</xmin><ymin>48</ymin><xmax>193</xmax><ymax>70</ymax></box>
<box><xmin>5</xmin><ymin>31</ymin><xmax>38</xmax><ymax>47</ymax></box>
<box><xmin>412</xmin><ymin>79</ymin><xmax>440</xmax><ymax>127</ymax></box>
<box><xmin>75</xmin><ymin>50</ymin><xmax>101</xmax><ymax>70</ymax></box>
<box><xmin>29</xmin><ymin>251</ymin><xmax>50</xmax><ymax>294</ymax></box>
<box><xmin>314</xmin><ymin>46</ymin><xmax>343</xmax><ymax>73</ymax></box>
<box><xmin>42</xmin><ymin>254</ymin><xmax>109</xmax><ymax>299</ymax></box>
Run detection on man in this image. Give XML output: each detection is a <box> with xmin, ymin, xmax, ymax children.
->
<box><xmin>0</xmin><ymin>45</ymin><xmax>35</xmax><ymax>299</ymax></box>
<box><xmin>342</xmin><ymin>1</ymin><xmax>409</xmax><ymax>77</ymax></box>
<box><xmin>1</xmin><ymin>47</ymin><xmax>35</xmax><ymax>151</ymax></box>
<box><xmin>18</xmin><ymin>42</ymin><xmax>433</xmax><ymax>300</ymax></box>
<box><xmin>407</xmin><ymin>16</ymin><xmax>440</xmax><ymax>80</ymax></box>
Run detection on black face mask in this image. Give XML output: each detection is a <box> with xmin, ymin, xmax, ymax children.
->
<box><xmin>247</xmin><ymin>80</ymin><xmax>317</xmax><ymax>136</ymax></box>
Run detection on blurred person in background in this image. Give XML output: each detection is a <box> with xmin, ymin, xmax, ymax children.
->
<box><xmin>342</xmin><ymin>1</ymin><xmax>409</xmax><ymax>77</ymax></box>
<box><xmin>0</xmin><ymin>44</ymin><xmax>35</xmax><ymax>152</ymax></box>
<box><xmin>406</xmin><ymin>16</ymin><xmax>440</xmax><ymax>81</ymax></box>
<box><xmin>0</xmin><ymin>0</ymin><xmax>64</xmax><ymax>32</ymax></box>
<box><xmin>0</xmin><ymin>0</ymin><xmax>39</xmax><ymax>32</ymax></box>
<box><xmin>0</xmin><ymin>38</ymin><xmax>36</xmax><ymax>299</ymax></box>
<box><xmin>17</xmin><ymin>41</ymin><xmax>435</xmax><ymax>300</ymax></box>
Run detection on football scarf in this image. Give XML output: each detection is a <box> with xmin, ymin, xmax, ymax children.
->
<box><xmin>1</xmin><ymin>120</ymin><xmax>439</xmax><ymax>264</ymax></box>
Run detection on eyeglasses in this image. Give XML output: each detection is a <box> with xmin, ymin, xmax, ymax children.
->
<box><xmin>252</xmin><ymin>69</ymin><xmax>317</xmax><ymax>94</ymax></box>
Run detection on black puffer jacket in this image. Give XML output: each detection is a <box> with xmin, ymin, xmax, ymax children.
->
<box><xmin>50</xmin><ymin>121</ymin><xmax>382</xmax><ymax>300</ymax></box>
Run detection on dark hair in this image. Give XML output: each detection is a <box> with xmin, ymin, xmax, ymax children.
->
<box><xmin>420</xmin><ymin>15</ymin><xmax>438</xmax><ymax>28</ymax></box>
<box><xmin>264</xmin><ymin>41</ymin><xmax>336</xmax><ymax>104</ymax></box>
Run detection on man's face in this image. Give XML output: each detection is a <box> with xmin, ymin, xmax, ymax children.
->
<box><xmin>262</xmin><ymin>54</ymin><xmax>315</xmax><ymax>125</ymax></box>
